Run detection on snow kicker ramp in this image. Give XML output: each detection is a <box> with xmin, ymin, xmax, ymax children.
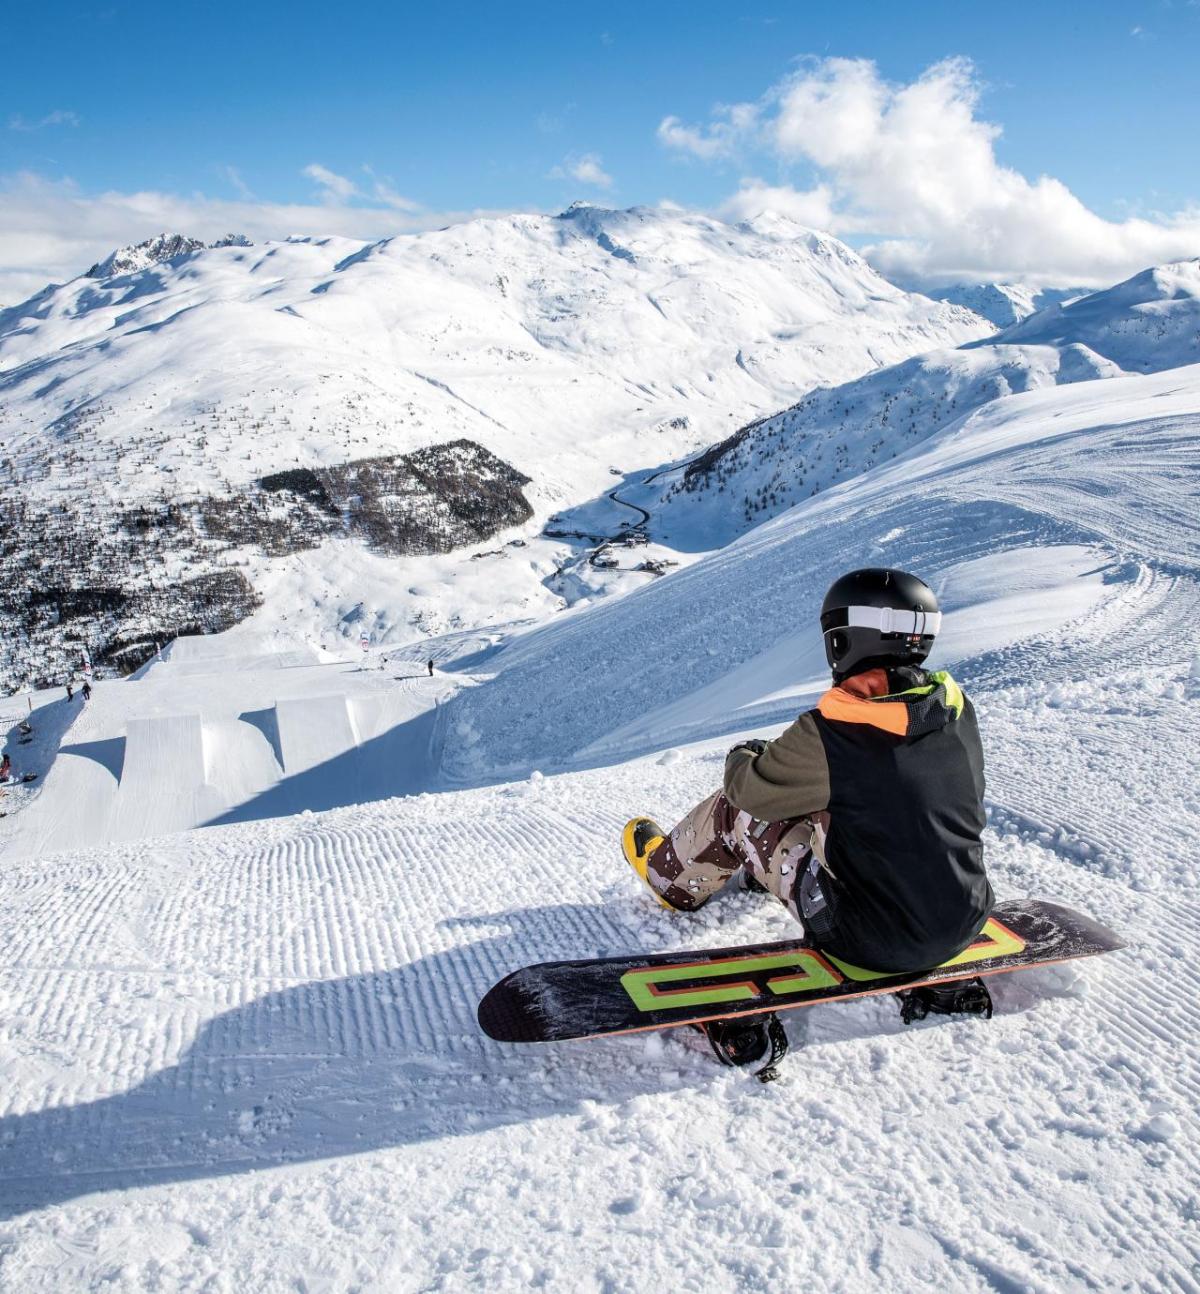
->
<box><xmin>215</xmin><ymin>685</ymin><xmax>450</xmax><ymax>828</ymax></box>
<box><xmin>275</xmin><ymin>694</ymin><xmax>360</xmax><ymax>778</ymax></box>
<box><xmin>108</xmin><ymin>714</ymin><xmax>222</xmax><ymax>844</ymax></box>
<box><xmin>205</xmin><ymin>692</ymin><xmax>433</xmax><ymax>826</ymax></box>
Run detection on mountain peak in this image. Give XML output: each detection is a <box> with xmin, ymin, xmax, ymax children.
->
<box><xmin>85</xmin><ymin>232</ymin><xmax>253</xmax><ymax>281</ymax></box>
<box><xmin>927</xmin><ymin>281</ymin><xmax>1082</xmax><ymax>328</ymax></box>
<box><xmin>86</xmin><ymin>233</ymin><xmax>206</xmax><ymax>280</ymax></box>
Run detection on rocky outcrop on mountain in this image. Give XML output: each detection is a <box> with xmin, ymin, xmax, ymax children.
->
<box><xmin>85</xmin><ymin>232</ymin><xmax>253</xmax><ymax>279</ymax></box>
<box><xmin>0</xmin><ymin>440</ymin><xmax>531</xmax><ymax>688</ymax></box>
<box><xmin>86</xmin><ymin>234</ymin><xmax>205</xmax><ymax>279</ymax></box>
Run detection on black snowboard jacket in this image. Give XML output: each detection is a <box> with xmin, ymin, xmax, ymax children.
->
<box><xmin>724</xmin><ymin>665</ymin><xmax>992</xmax><ymax>973</ymax></box>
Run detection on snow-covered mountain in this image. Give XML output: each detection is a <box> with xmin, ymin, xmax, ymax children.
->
<box><xmin>927</xmin><ymin>281</ymin><xmax>1081</xmax><ymax>327</ymax></box>
<box><xmin>636</xmin><ymin>259</ymin><xmax>1200</xmax><ymax>546</ymax></box>
<box><xmin>0</xmin><ymin>205</ymin><xmax>989</xmax><ymax>689</ymax></box>
<box><xmin>0</xmin><ymin>205</ymin><xmax>986</xmax><ymax>512</ymax></box>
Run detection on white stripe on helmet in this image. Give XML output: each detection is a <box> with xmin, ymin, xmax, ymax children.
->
<box><xmin>840</xmin><ymin>606</ymin><xmax>942</xmax><ymax>636</ymax></box>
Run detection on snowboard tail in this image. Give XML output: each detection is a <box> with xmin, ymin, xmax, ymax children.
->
<box><xmin>477</xmin><ymin>899</ymin><xmax>1123</xmax><ymax>1045</ymax></box>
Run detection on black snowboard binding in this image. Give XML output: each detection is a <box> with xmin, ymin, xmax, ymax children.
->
<box><xmin>896</xmin><ymin>977</ymin><xmax>994</xmax><ymax>1025</ymax></box>
<box><xmin>697</xmin><ymin>1013</ymin><xmax>789</xmax><ymax>1082</ymax></box>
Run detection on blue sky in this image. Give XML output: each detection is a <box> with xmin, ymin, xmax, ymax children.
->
<box><xmin>2</xmin><ymin>0</ymin><xmax>1198</xmax><ymax>298</ymax></box>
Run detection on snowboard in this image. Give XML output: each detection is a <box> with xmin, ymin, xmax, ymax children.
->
<box><xmin>477</xmin><ymin>899</ymin><xmax>1123</xmax><ymax>1047</ymax></box>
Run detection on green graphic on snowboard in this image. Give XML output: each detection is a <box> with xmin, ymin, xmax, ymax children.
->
<box><xmin>620</xmin><ymin>916</ymin><xmax>1027</xmax><ymax>1010</ymax></box>
<box><xmin>478</xmin><ymin>900</ymin><xmax>1122</xmax><ymax>1045</ymax></box>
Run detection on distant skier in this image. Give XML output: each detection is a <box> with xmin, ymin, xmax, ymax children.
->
<box><xmin>624</xmin><ymin>569</ymin><xmax>994</xmax><ymax>979</ymax></box>
<box><xmin>81</xmin><ymin>680</ymin><xmax>92</xmax><ymax>701</ymax></box>
<box><xmin>65</xmin><ymin>681</ymin><xmax>74</xmax><ymax>702</ymax></box>
<box><xmin>427</xmin><ymin>659</ymin><xmax>434</xmax><ymax>677</ymax></box>
<box><xmin>0</xmin><ymin>753</ymin><xmax>10</xmax><ymax>782</ymax></box>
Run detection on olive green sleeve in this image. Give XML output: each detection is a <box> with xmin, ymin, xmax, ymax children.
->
<box><xmin>723</xmin><ymin>711</ymin><xmax>831</xmax><ymax>822</ymax></box>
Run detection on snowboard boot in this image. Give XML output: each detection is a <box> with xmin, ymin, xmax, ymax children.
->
<box><xmin>696</xmin><ymin>1014</ymin><xmax>789</xmax><ymax>1082</ymax></box>
<box><xmin>621</xmin><ymin>817</ymin><xmax>678</xmax><ymax>910</ymax></box>
<box><xmin>896</xmin><ymin>977</ymin><xmax>994</xmax><ymax>1025</ymax></box>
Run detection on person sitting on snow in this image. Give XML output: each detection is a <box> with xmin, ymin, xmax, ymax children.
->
<box><xmin>623</xmin><ymin>568</ymin><xmax>994</xmax><ymax>977</ymax></box>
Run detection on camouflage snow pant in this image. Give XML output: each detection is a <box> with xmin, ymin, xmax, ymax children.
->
<box><xmin>646</xmin><ymin>790</ymin><xmax>830</xmax><ymax>930</ymax></box>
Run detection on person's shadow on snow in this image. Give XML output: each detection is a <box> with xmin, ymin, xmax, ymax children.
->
<box><xmin>0</xmin><ymin>898</ymin><xmax>1053</xmax><ymax>1220</ymax></box>
<box><xmin>0</xmin><ymin>903</ymin><xmax>696</xmax><ymax>1221</ymax></box>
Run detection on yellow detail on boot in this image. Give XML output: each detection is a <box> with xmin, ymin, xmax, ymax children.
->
<box><xmin>622</xmin><ymin>818</ymin><xmax>676</xmax><ymax>910</ymax></box>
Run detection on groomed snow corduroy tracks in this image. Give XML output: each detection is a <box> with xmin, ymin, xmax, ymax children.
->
<box><xmin>0</xmin><ymin>749</ymin><xmax>1198</xmax><ymax>1289</ymax></box>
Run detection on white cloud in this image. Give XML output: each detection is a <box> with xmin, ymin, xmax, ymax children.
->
<box><xmin>9</xmin><ymin>109</ymin><xmax>80</xmax><ymax>131</ymax></box>
<box><xmin>550</xmin><ymin>152</ymin><xmax>613</xmax><ymax>190</ymax></box>
<box><xmin>719</xmin><ymin>180</ymin><xmax>840</xmax><ymax>233</ymax></box>
<box><xmin>660</xmin><ymin>57</ymin><xmax>1200</xmax><ymax>286</ymax></box>
<box><xmin>0</xmin><ymin>171</ymin><xmax>503</xmax><ymax>304</ymax></box>
<box><xmin>656</xmin><ymin>104</ymin><xmax>759</xmax><ymax>162</ymax></box>
<box><xmin>302</xmin><ymin>163</ymin><xmax>360</xmax><ymax>203</ymax></box>
<box><xmin>360</xmin><ymin>165</ymin><xmax>422</xmax><ymax>212</ymax></box>
<box><xmin>218</xmin><ymin>165</ymin><xmax>254</xmax><ymax>201</ymax></box>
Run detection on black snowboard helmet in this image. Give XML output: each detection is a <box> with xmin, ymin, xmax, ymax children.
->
<box><xmin>820</xmin><ymin>568</ymin><xmax>940</xmax><ymax>681</ymax></box>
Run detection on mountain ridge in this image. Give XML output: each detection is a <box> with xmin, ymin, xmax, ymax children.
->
<box><xmin>636</xmin><ymin>258</ymin><xmax>1200</xmax><ymax>547</ymax></box>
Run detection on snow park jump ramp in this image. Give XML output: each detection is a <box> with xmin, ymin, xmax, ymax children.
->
<box><xmin>2</xmin><ymin>715</ymin><xmax>219</xmax><ymax>858</ymax></box>
<box><xmin>205</xmin><ymin>689</ymin><xmax>439</xmax><ymax>828</ymax></box>
<box><xmin>275</xmin><ymin>694</ymin><xmax>361</xmax><ymax>778</ymax></box>
<box><xmin>108</xmin><ymin>714</ymin><xmax>223</xmax><ymax>844</ymax></box>
<box><xmin>1</xmin><ymin>664</ymin><xmax>447</xmax><ymax>858</ymax></box>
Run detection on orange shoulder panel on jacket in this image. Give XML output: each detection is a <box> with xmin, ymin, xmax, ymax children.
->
<box><xmin>817</xmin><ymin>674</ymin><xmax>910</xmax><ymax>736</ymax></box>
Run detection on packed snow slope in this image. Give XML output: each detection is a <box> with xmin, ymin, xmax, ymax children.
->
<box><xmin>0</xmin><ymin>340</ymin><xmax>1197</xmax><ymax>1289</ymax></box>
<box><xmin>443</xmin><ymin>357</ymin><xmax>1200</xmax><ymax>779</ymax></box>
<box><xmin>636</xmin><ymin>258</ymin><xmax>1200</xmax><ymax>546</ymax></box>
<box><xmin>0</xmin><ymin>205</ymin><xmax>986</xmax><ymax>516</ymax></box>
